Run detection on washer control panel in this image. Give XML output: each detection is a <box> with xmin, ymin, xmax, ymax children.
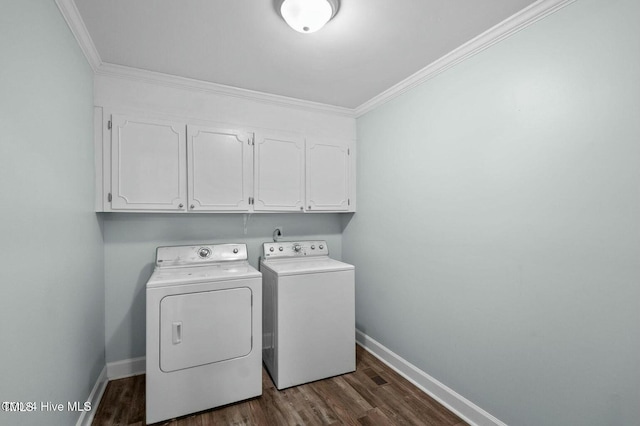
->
<box><xmin>156</xmin><ymin>243</ymin><xmax>247</xmax><ymax>267</ymax></box>
<box><xmin>263</xmin><ymin>241</ymin><xmax>328</xmax><ymax>258</ymax></box>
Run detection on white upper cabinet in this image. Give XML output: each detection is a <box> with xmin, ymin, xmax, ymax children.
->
<box><xmin>187</xmin><ymin>125</ymin><xmax>253</xmax><ymax>212</ymax></box>
<box><xmin>99</xmin><ymin>111</ymin><xmax>355</xmax><ymax>213</ymax></box>
<box><xmin>306</xmin><ymin>137</ymin><xmax>352</xmax><ymax>212</ymax></box>
<box><xmin>254</xmin><ymin>131</ymin><xmax>305</xmax><ymax>212</ymax></box>
<box><xmin>110</xmin><ymin>114</ymin><xmax>187</xmax><ymax>211</ymax></box>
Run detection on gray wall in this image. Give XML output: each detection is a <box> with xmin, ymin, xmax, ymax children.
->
<box><xmin>0</xmin><ymin>1</ymin><xmax>105</xmax><ymax>425</ymax></box>
<box><xmin>104</xmin><ymin>213</ymin><xmax>346</xmax><ymax>362</ymax></box>
<box><xmin>343</xmin><ymin>0</ymin><xmax>640</xmax><ymax>425</ymax></box>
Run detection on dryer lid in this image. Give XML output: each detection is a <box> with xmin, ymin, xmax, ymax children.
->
<box><xmin>147</xmin><ymin>261</ymin><xmax>261</xmax><ymax>288</ymax></box>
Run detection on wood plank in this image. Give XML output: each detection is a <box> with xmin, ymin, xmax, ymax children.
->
<box><xmin>359</xmin><ymin>348</ymin><xmax>462</xmax><ymax>425</ymax></box>
<box><xmin>358</xmin><ymin>407</ymin><xmax>395</xmax><ymax>426</ymax></box>
<box><xmin>128</xmin><ymin>375</ymin><xmax>146</xmax><ymax>424</ymax></box>
<box><xmin>296</xmin><ymin>383</ymin><xmax>340</xmax><ymax>424</ymax></box>
<box><xmin>313</xmin><ymin>375</ymin><xmax>372</xmax><ymax>421</ymax></box>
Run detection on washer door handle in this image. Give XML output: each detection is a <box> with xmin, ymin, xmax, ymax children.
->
<box><xmin>172</xmin><ymin>322</ymin><xmax>182</xmax><ymax>345</ymax></box>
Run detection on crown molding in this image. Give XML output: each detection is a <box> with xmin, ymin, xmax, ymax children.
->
<box><xmin>95</xmin><ymin>62</ymin><xmax>356</xmax><ymax>117</ymax></box>
<box><xmin>55</xmin><ymin>0</ymin><xmax>102</xmax><ymax>72</ymax></box>
<box><xmin>353</xmin><ymin>0</ymin><xmax>577</xmax><ymax>117</ymax></box>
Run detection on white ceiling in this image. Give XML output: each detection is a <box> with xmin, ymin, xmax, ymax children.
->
<box><xmin>74</xmin><ymin>0</ymin><xmax>537</xmax><ymax>109</ymax></box>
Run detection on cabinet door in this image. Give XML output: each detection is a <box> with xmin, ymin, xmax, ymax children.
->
<box><xmin>187</xmin><ymin>125</ymin><xmax>253</xmax><ymax>211</ymax></box>
<box><xmin>306</xmin><ymin>138</ymin><xmax>351</xmax><ymax>211</ymax></box>
<box><xmin>110</xmin><ymin>114</ymin><xmax>187</xmax><ymax>211</ymax></box>
<box><xmin>254</xmin><ymin>132</ymin><xmax>305</xmax><ymax>212</ymax></box>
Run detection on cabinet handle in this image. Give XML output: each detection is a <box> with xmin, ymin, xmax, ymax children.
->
<box><xmin>178</xmin><ymin>203</ymin><xmax>184</xmax><ymax>208</ymax></box>
<box><xmin>190</xmin><ymin>204</ymin><xmax>195</xmax><ymax>209</ymax></box>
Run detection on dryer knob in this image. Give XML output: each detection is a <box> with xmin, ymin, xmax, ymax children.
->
<box><xmin>279</xmin><ymin>246</ymin><xmax>284</xmax><ymax>251</ymax></box>
<box><xmin>269</xmin><ymin>247</ymin><xmax>274</xmax><ymax>252</ymax></box>
<box><xmin>319</xmin><ymin>245</ymin><xmax>324</xmax><ymax>250</ymax></box>
<box><xmin>233</xmin><ymin>248</ymin><xmax>238</xmax><ymax>254</ymax></box>
<box><xmin>293</xmin><ymin>244</ymin><xmax>302</xmax><ymax>252</ymax></box>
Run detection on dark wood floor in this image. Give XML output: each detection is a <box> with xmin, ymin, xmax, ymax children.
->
<box><xmin>92</xmin><ymin>345</ymin><xmax>467</xmax><ymax>426</ymax></box>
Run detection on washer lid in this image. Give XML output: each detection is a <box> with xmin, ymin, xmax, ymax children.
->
<box><xmin>261</xmin><ymin>256</ymin><xmax>354</xmax><ymax>276</ymax></box>
<box><xmin>147</xmin><ymin>261</ymin><xmax>261</xmax><ymax>288</ymax></box>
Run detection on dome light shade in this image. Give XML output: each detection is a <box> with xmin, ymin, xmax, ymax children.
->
<box><xmin>280</xmin><ymin>0</ymin><xmax>338</xmax><ymax>33</ymax></box>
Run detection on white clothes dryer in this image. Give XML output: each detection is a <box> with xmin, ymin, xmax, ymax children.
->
<box><xmin>146</xmin><ymin>243</ymin><xmax>261</xmax><ymax>424</ymax></box>
<box><xmin>261</xmin><ymin>240</ymin><xmax>355</xmax><ymax>390</ymax></box>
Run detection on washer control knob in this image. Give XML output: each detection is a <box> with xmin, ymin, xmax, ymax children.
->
<box><xmin>233</xmin><ymin>248</ymin><xmax>238</xmax><ymax>254</ymax></box>
<box><xmin>269</xmin><ymin>247</ymin><xmax>274</xmax><ymax>252</ymax></box>
<box><xmin>279</xmin><ymin>246</ymin><xmax>284</xmax><ymax>252</ymax></box>
<box><xmin>293</xmin><ymin>243</ymin><xmax>302</xmax><ymax>252</ymax></box>
<box><xmin>319</xmin><ymin>244</ymin><xmax>324</xmax><ymax>250</ymax></box>
<box><xmin>198</xmin><ymin>247</ymin><xmax>211</xmax><ymax>258</ymax></box>
<box><xmin>311</xmin><ymin>245</ymin><xmax>315</xmax><ymax>250</ymax></box>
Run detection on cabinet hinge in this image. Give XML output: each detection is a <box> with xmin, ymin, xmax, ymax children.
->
<box><xmin>107</xmin><ymin>120</ymin><xmax>112</xmax><ymax>130</ymax></box>
<box><xmin>108</xmin><ymin>193</ymin><xmax>112</xmax><ymax>202</ymax></box>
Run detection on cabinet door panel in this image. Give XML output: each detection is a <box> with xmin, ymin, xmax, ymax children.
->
<box><xmin>111</xmin><ymin>114</ymin><xmax>186</xmax><ymax>211</ymax></box>
<box><xmin>187</xmin><ymin>126</ymin><xmax>252</xmax><ymax>211</ymax></box>
<box><xmin>254</xmin><ymin>132</ymin><xmax>304</xmax><ymax>211</ymax></box>
<box><xmin>306</xmin><ymin>138</ymin><xmax>351</xmax><ymax>211</ymax></box>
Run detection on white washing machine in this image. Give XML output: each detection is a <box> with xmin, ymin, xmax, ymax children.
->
<box><xmin>261</xmin><ymin>240</ymin><xmax>355</xmax><ymax>390</ymax></box>
<box><xmin>146</xmin><ymin>243</ymin><xmax>261</xmax><ymax>424</ymax></box>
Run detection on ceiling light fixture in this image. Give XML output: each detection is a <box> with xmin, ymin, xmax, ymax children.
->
<box><xmin>280</xmin><ymin>0</ymin><xmax>339</xmax><ymax>34</ymax></box>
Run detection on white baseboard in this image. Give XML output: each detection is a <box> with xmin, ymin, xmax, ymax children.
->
<box><xmin>76</xmin><ymin>366</ymin><xmax>108</xmax><ymax>426</ymax></box>
<box><xmin>356</xmin><ymin>330</ymin><xmax>508</xmax><ymax>426</ymax></box>
<box><xmin>75</xmin><ymin>358</ymin><xmax>145</xmax><ymax>426</ymax></box>
<box><xmin>106</xmin><ymin>356</ymin><xmax>146</xmax><ymax>380</ymax></box>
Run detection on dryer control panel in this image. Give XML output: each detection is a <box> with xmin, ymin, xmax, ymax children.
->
<box><xmin>263</xmin><ymin>241</ymin><xmax>329</xmax><ymax>258</ymax></box>
<box><xmin>156</xmin><ymin>243</ymin><xmax>248</xmax><ymax>267</ymax></box>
